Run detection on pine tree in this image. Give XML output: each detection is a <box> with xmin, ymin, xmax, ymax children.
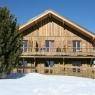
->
<box><xmin>0</xmin><ymin>7</ymin><xmax>22</xmax><ymax>77</ymax></box>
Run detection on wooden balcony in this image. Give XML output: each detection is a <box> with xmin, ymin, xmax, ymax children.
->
<box><xmin>21</xmin><ymin>47</ymin><xmax>95</xmax><ymax>57</ymax></box>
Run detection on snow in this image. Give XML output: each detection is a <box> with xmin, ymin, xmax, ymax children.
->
<box><xmin>0</xmin><ymin>73</ymin><xmax>95</xmax><ymax>95</ymax></box>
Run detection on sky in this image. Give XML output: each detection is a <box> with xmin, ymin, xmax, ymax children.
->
<box><xmin>0</xmin><ymin>0</ymin><xmax>95</xmax><ymax>33</ymax></box>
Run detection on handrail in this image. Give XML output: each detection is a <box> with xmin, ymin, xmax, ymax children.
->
<box><xmin>21</xmin><ymin>47</ymin><xmax>95</xmax><ymax>56</ymax></box>
<box><xmin>17</xmin><ymin>65</ymin><xmax>95</xmax><ymax>78</ymax></box>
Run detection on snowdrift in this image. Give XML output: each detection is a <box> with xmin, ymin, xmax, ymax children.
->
<box><xmin>0</xmin><ymin>73</ymin><xmax>95</xmax><ymax>95</ymax></box>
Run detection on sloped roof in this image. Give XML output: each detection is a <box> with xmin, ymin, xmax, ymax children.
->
<box><xmin>19</xmin><ymin>9</ymin><xmax>95</xmax><ymax>41</ymax></box>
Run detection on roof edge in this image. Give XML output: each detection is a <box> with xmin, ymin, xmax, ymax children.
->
<box><xmin>19</xmin><ymin>9</ymin><xmax>95</xmax><ymax>40</ymax></box>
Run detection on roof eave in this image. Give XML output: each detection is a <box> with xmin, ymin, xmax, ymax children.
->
<box><xmin>19</xmin><ymin>10</ymin><xmax>95</xmax><ymax>40</ymax></box>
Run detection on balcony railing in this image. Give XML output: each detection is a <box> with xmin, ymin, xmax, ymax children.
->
<box><xmin>21</xmin><ymin>47</ymin><xmax>95</xmax><ymax>56</ymax></box>
<box><xmin>17</xmin><ymin>65</ymin><xmax>95</xmax><ymax>79</ymax></box>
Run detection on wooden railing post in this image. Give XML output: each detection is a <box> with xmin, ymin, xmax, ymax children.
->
<box><xmin>34</xmin><ymin>58</ymin><xmax>36</xmax><ymax>72</ymax></box>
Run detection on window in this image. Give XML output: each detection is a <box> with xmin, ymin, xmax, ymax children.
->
<box><xmin>22</xmin><ymin>40</ymin><xmax>28</xmax><ymax>52</ymax></box>
<box><xmin>72</xmin><ymin>61</ymin><xmax>81</xmax><ymax>72</ymax></box>
<box><xmin>93</xmin><ymin>44</ymin><xmax>95</xmax><ymax>51</ymax></box>
<box><xmin>73</xmin><ymin>40</ymin><xmax>81</xmax><ymax>52</ymax></box>
<box><xmin>45</xmin><ymin>40</ymin><xmax>54</xmax><ymax>52</ymax></box>
<box><xmin>35</xmin><ymin>41</ymin><xmax>39</xmax><ymax>52</ymax></box>
<box><xmin>44</xmin><ymin>60</ymin><xmax>54</xmax><ymax>67</ymax></box>
<box><xmin>44</xmin><ymin>60</ymin><xmax>54</xmax><ymax>74</ymax></box>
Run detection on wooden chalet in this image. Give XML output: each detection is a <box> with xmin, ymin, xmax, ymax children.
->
<box><xmin>17</xmin><ymin>10</ymin><xmax>95</xmax><ymax>77</ymax></box>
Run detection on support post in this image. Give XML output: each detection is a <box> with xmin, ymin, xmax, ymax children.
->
<box><xmin>63</xmin><ymin>58</ymin><xmax>65</xmax><ymax>74</ymax></box>
<box><xmin>22</xmin><ymin>58</ymin><xmax>25</xmax><ymax>73</ymax></box>
<box><xmin>34</xmin><ymin>58</ymin><xmax>36</xmax><ymax>72</ymax></box>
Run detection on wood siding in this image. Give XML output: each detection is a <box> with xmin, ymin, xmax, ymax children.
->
<box><xmin>22</xmin><ymin>17</ymin><xmax>94</xmax><ymax>56</ymax></box>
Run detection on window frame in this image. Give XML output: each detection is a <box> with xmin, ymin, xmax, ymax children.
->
<box><xmin>45</xmin><ymin>40</ymin><xmax>54</xmax><ymax>52</ymax></box>
<box><xmin>22</xmin><ymin>40</ymin><xmax>28</xmax><ymax>52</ymax></box>
<box><xmin>73</xmin><ymin>40</ymin><xmax>81</xmax><ymax>52</ymax></box>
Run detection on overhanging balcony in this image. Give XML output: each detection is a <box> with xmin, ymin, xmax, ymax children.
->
<box><xmin>21</xmin><ymin>47</ymin><xmax>95</xmax><ymax>57</ymax></box>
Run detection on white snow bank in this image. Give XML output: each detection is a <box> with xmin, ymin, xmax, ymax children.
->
<box><xmin>0</xmin><ymin>73</ymin><xmax>95</xmax><ymax>95</ymax></box>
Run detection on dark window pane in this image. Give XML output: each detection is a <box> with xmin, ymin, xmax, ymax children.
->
<box><xmin>44</xmin><ymin>60</ymin><xmax>54</xmax><ymax>67</ymax></box>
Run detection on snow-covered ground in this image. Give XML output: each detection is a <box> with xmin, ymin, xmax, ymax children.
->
<box><xmin>0</xmin><ymin>73</ymin><xmax>95</xmax><ymax>95</ymax></box>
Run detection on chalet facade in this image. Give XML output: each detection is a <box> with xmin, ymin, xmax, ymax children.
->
<box><xmin>18</xmin><ymin>10</ymin><xmax>95</xmax><ymax>75</ymax></box>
